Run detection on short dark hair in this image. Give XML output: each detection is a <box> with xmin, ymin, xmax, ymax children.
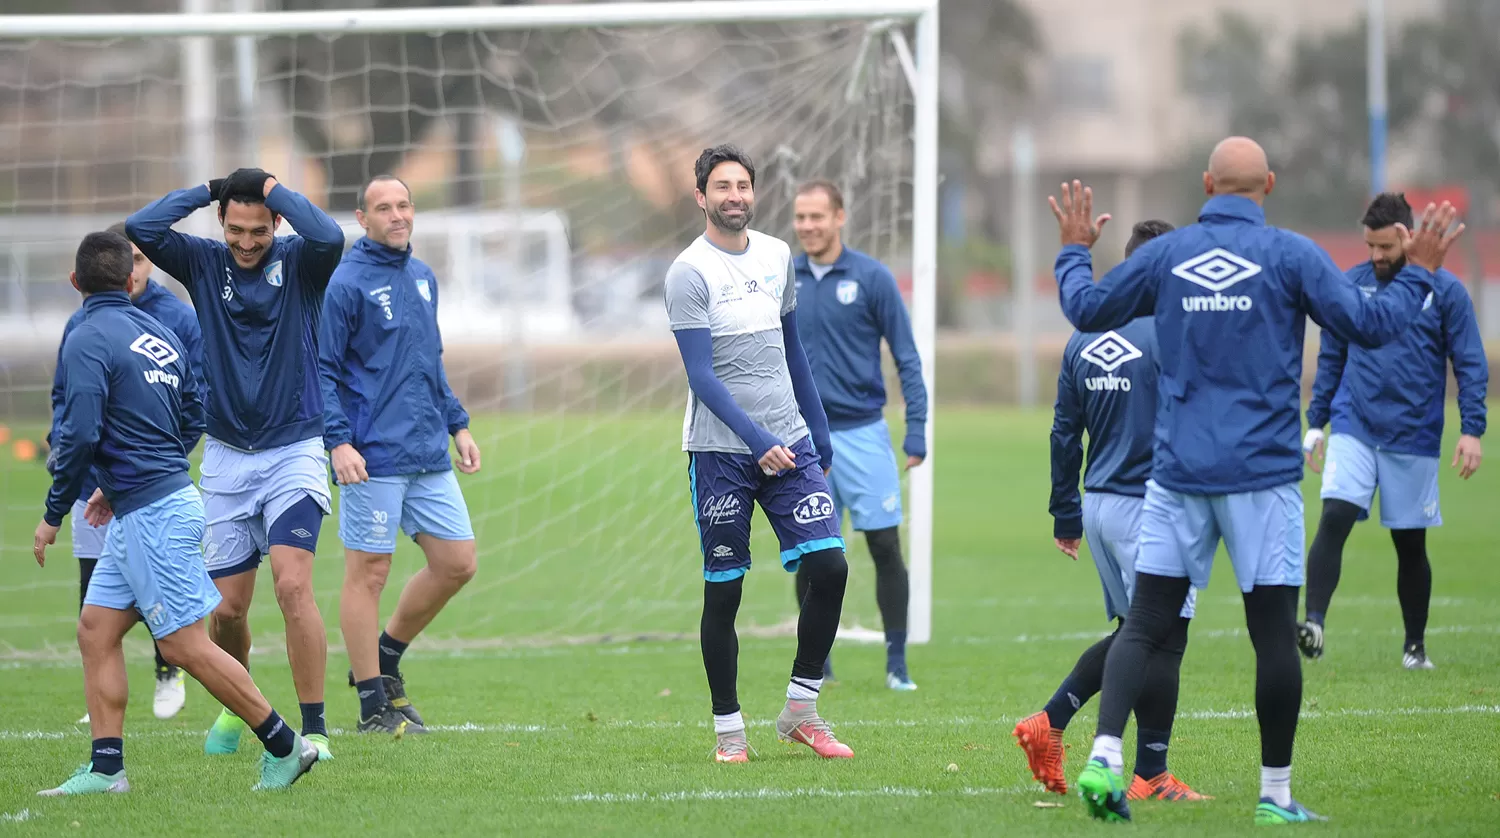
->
<box><xmin>216</xmin><ymin>171</ymin><xmax>272</xmax><ymax>222</ymax></box>
<box><xmin>1125</xmin><ymin>219</ymin><xmax>1175</xmax><ymax>257</ymax></box>
<box><xmin>795</xmin><ymin>179</ymin><xmax>844</xmax><ymax>211</ymax></box>
<box><xmin>105</xmin><ymin>221</ymin><xmax>128</xmax><ymax>238</ymax></box>
<box><xmin>358</xmin><ymin>174</ymin><xmax>412</xmax><ymax>212</ymax></box>
<box><xmin>75</xmin><ymin>231</ymin><xmax>134</xmax><ymax>294</ymax></box>
<box><xmin>1361</xmin><ymin>192</ymin><xmax>1413</xmax><ymax>231</ymax></box>
<box><xmin>694</xmin><ymin>144</ymin><xmax>756</xmax><ymax>195</ymax></box>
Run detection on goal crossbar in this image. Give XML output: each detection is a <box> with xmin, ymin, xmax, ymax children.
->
<box><xmin>0</xmin><ymin>0</ymin><xmax>942</xmax><ymax>646</ymax></box>
<box><xmin>0</xmin><ymin>0</ymin><xmax>936</xmax><ymax>39</ymax></box>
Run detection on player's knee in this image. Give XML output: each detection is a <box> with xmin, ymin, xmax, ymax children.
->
<box><xmin>1390</xmin><ymin>528</ymin><xmax>1427</xmax><ymax>560</ymax></box>
<box><xmin>702</xmin><ymin>576</ymin><xmax>745</xmax><ymax>625</ymax></box>
<box><xmin>799</xmin><ymin>548</ymin><xmax>848</xmax><ymax>591</ymax></box>
<box><xmin>344</xmin><ymin>551</ymin><xmax>392</xmax><ymax>595</ymax></box>
<box><xmin>272</xmin><ymin>571</ymin><xmax>314</xmax><ymax>610</ymax></box>
<box><xmin>426</xmin><ymin>539</ymin><xmax>477</xmax><ymax>588</ymax></box>
<box><xmin>864</xmin><ymin>526</ymin><xmax>906</xmax><ymax>573</ymax></box>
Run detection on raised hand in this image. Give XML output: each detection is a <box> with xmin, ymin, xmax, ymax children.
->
<box><xmin>1396</xmin><ymin>201</ymin><xmax>1465</xmax><ymax>272</ymax></box>
<box><xmin>1048</xmin><ymin>180</ymin><xmax>1112</xmax><ymax>249</ymax></box>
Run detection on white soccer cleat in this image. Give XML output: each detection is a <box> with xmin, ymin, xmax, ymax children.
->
<box><xmin>77</xmin><ymin>711</ymin><xmax>91</xmax><ymax>724</ymax></box>
<box><xmin>1402</xmin><ymin>643</ymin><xmax>1435</xmax><ymax>670</ymax></box>
<box><xmin>154</xmin><ymin>666</ymin><xmax>187</xmax><ymax>719</ymax></box>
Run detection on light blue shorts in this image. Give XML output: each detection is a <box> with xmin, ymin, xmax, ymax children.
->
<box><xmin>1083</xmin><ymin>492</ymin><xmax>1197</xmax><ymax>622</ymax></box>
<box><xmin>200</xmin><ymin>437</ymin><xmax>332</xmax><ymax>576</ymax></box>
<box><xmin>1320</xmin><ymin>433</ymin><xmax>1441</xmax><ymax>529</ymax></box>
<box><xmin>71</xmin><ymin>498</ymin><xmax>107</xmax><ymax>560</ymax></box>
<box><xmin>827</xmin><ymin>418</ymin><xmax>903</xmax><ymax>531</ymax></box>
<box><xmin>337</xmin><ymin>470</ymin><xmax>474</xmax><ymax>554</ymax></box>
<box><xmin>84</xmin><ymin>485</ymin><xmax>221</xmax><ymax>640</ymax></box>
<box><xmin>1137</xmin><ymin>479</ymin><xmax>1305</xmax><ymax>593</ymax></box>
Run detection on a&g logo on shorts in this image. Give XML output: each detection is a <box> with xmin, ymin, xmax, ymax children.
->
<box><xmin>794</xmin><ymin>492</ymin><xmax>834</xmax><ymax>524</ymax></box>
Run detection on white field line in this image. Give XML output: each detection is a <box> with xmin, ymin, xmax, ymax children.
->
<box><xmin>6</xmin><ymin>622</ymin><xmax>1497</xmax><ymax>666</ymax></box>
<box><xmin>3</xmin><ymin>704</ymin><xmax>1496</xmax><ymax>742</ymax></box>
<box><xmin>561</xmin><ymin>785</ymin><xmax>1034</xmax><ymax>803</ymax></box>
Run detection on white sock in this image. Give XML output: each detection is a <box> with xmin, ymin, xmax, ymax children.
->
<box><xmin>1088</xmin><ymin>735</ymin><xmax>1124</xmax><ymax>774</ymax></box>
<box><xmin>1260</xmin><ymin>765</ymin><xmax>1292</xmax><ymax>808</ymax></box>
<box><xmin>787</xmin><ymin>676</ymin><xmax>821</xmax><ymax>702</ymax></box>
<box><xmin>713</xmin><ymin>712</ymin><xmax>744</xmax><ymax>735</ymax></box>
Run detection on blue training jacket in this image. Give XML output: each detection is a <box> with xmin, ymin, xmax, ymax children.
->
<box><xmin>1308</xmin><ymin>262</ymin><xmax>1488</xmax><ymax>457</ymax></box>
<box><xmin>318</xmin><ymin>236</ymin><xmax>470</xmax><ymax>477</ymax></box>
<box><xmin>125</xmin><ymin>183</ymin><xmax>345</xmax><ymax>452</ymax></box>
<box><xmin>1049</xmin><ymin>317</ymin><xmax>1159</xmax><ymax>539</ymax></box>
<box><xmin>45</xmin><ymin>292</ymin><xmax>203</xmax><ymax>526</ymax></box>
<box><xmin>793</xmin><ymin>246</ymin><xmax>928</xmax><ymax>458</ymax></box>
<box><xmin>49</xmin><ymin>278</ymin><xmax>205</xmax><ymax>503</ymax></box>
<box><xmin>1055</xmin><ymin>195</ymin><xmax>1435</xmax><ymax>495</ymax></box>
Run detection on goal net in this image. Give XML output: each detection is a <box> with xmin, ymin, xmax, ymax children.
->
<box><xmin>0</xmin><ymin>1</ymin><xmax>935</xmax><ymax>659</ymax></box>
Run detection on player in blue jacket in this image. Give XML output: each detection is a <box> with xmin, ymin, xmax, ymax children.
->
<box><xmin>790</xmin><ymin>179</ymin><xmax>928</xmax><ymax>691</ymax></box>
<box><xmin>1016</xmin><ymin>220</ymin><xmax>1207</xmax><ymax>803</ymax></box>
<box><xmin>319</xmin><ymin>175</ymin><xmax>481</xmax><ymax>735</ymax></box>
<box><xmin>126</xmin><ymin>167</ymin><xmax>345</xmax><ymax>759</ymax></box>
<box><xmin>1299</xmin><ymin>193</ymin><xmax>1488</xmax><ymax>670</ymax></box>
<box><xmin>50</xmin><ymin>221</ymin><xmax>205</xmax><ymax>725</ymax></box>
<box><xmin>1049</xmin><ymin>136</ymin><xmax>1463</xmax><ymax>826</ymax></box>
<box><xmin>35</xmin><ymin>231</ymin><xmax>317</xmax><ymax>795</ymax></box>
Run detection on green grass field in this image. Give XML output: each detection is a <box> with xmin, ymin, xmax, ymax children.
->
<box><xmin>2</xmin><ymin>407</ymin><xmax>1497</xmax><ymax>836</ymax></box>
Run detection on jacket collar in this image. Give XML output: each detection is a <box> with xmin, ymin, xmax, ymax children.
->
<box><xmin>1198</xmin><ymin>194</ymin><xmax>1266</xmax><ymax>226</ymax></box>
<box><xmin>134</xmin><ymin>278</ymin><xmax>169</xmax><ymax>306</ymax></box>
<box><xmin>83</xmin><ymin>290</ymin><xmax>132</xmax><ymax>311</ymax></box>
<box><xmin>352</xmin><ymin>235</ymin><xmax>412</xmax><ymax>268</ymax></box>
<box><xmin>794</xmin><ymin>244</ymin><xmax>857</xmax><ymax>275</ymax></box>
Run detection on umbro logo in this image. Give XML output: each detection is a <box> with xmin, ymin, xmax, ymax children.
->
<box><xmin>1078</xmin><ymin>331</ymin><xmax>1142</xmax><ymax>373</ymax></box>
<box><xmin>290</xmin><ymin>528</ymin><xmax>312</xmax><ymax>539</ymax></box>
<box><xmin>129</xmin><ymin>333</ymin><xmax>179</xmax><ymax>368</ymax></box>
<box><xmin>1172</xmin><ymin>248</ymin><xmax>1262</xmax><ymax>292</ymax></box>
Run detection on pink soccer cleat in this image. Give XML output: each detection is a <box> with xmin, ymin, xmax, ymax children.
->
<box><xmin>714</xmin><ymin>728</ymin><xmax>751</xmax><ymax>763</ymax></box>
<box><xmin>775</xmin><ymin>700</ymin><xmax>854</xmax><ymax>759</ymax></box>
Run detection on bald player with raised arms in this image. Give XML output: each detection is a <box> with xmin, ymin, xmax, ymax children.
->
<box><xmin>1049</xmin><ymin>136</ymin><xmax>1465</xmax><ymax>825</ymax></box>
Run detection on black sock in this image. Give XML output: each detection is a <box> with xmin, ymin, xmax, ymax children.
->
<box><xmin>252</xmin><ymin>710</ymin><xmax>296</xmax><ymax>759</ymax></box>
<box><xmin>701</xmin><ymin>577</ymin><xmax>744</xmax><ymax>716</ymax></box>
<box><xmin>378</xmin><ymin>631</ymin><xmax>409</xmax><ymax>678</ymax></box>
<box><xmin>791</xmin><ymin>548</ymin><xmax>848</xmax><ymax>682</ymax></box>
<box><xmin>865</xmin><ymin>527</ymin><xmax>910</xmax><ymax>672</ymax></box>
<box><xmin>299</xmin><ymin>702</ymin><xmax>327</xmax><ymax>737</ymax></box>
<box><xmin>1304</xmin><ymin>499</ymin><xmax>1361</xmax><ymax>625</ymax></box>
<box><xmin>1096</xmin><ymin>574</ymin><xmax>1192</xmax><ymax>739</ymax></box>
<box><xmin>1391</xmin><ymin>529</ymin><xmax>1431</xmax><ymax>647</ymax></box>
<box><xmin>355</xmin><ymin>677</ymin><xmax>387</xmax><ymax>719</ymax></box>
<box><xmin>1043</xmin><ymin>626</ymin><xmax>1117</xmax><ymax>730</ymax></box>
<box><xmin>90</xmin><ymin>737</ymin><xmax>123</xmax><ymax>775</ymax></box>
<box><xmin>1243</xmin><ymin>585</ymin><xmax>1302</xmax><ymax>768</ymax></box>
<box><xmin>154</xmin><ymin>641</ymin><xmax>170</xmax><ymax>672</ymax></box>
<box><xmin>78</xmin><ymin>558</ymin><xmax>98</xmax><ymax>613</ymax></box>
<box><xmin>1133</xmin><ymin>616</ymin><xmax>1189</xmax><ymax>778</ymax></box>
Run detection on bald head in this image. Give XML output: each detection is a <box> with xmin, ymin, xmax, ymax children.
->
<box><xmin>1204</xmin><ymin>136</ymin><xmax>1274</xmax><ymax>203</ymax></box>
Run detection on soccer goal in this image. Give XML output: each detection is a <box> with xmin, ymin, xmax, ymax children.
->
<box><xmin>0</xmin><ymin>0</ymin><xmax>939</xmax><ymax>653</ymax></box>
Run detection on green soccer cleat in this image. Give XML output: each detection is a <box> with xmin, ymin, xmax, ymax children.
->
<box><xmin>252</xmin><ymin>734</ymin><xmax>319</xmax><ymax>791</ymax></box>
<box><xmin>1255</xmin><ymin>797</ymin><xmax>1328</xmax><ymax>825</ymax></box>
<box><xmin>304</xmin><ymin>732</ymin><xmax>333</xmax><ymax>761</ymax></box>
<box><xmin>1077</xmin><ymin>757</ymin><xmax>1131</xmax><ymax>822</ymax></box>
<box><xmin>37</xmin><ymin>763</ymin><xmax>130</xmax><ymax>797</ymax></box>
<box><xmin>204</xmin><ymin>708</ymin><xmax>246</xmax><ymax>755</ymax></box>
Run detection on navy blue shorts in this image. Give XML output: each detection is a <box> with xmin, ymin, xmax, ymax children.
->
<box><xmin>688</xmin><ymin>435</ymin><xmax>845</xmax><ymax>582</ymax></box>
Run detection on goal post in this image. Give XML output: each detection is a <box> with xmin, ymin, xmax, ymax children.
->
<box><xmin>0</xmin><ymin>0</ymin><xmax>939</xmax><ymax>646</ymax></box>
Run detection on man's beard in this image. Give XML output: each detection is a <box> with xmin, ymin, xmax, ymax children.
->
<box><xmin>709</xmin><ymin>201</ymin><xmax>753</xmax><ymax>233</ymax></box>
<box><xmin>1374</xmin><ymin>255</ymin><xmax>1407</xmax><ymax>281</ymax></box>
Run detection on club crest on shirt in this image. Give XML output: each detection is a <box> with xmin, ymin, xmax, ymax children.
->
<box><xmin>263</xmin><ymin>260</ymin><xmax>284</xmax><ymax>287</ymax></box>
<box><xmin>415</xmin><ymin>278</ymin><xmax>432</xmax><ymax>302</ymax></box>
<box><xmin>836</xmin><ymin>279</ymin><xmax>859</xmax><ymax>305</ymax></box>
